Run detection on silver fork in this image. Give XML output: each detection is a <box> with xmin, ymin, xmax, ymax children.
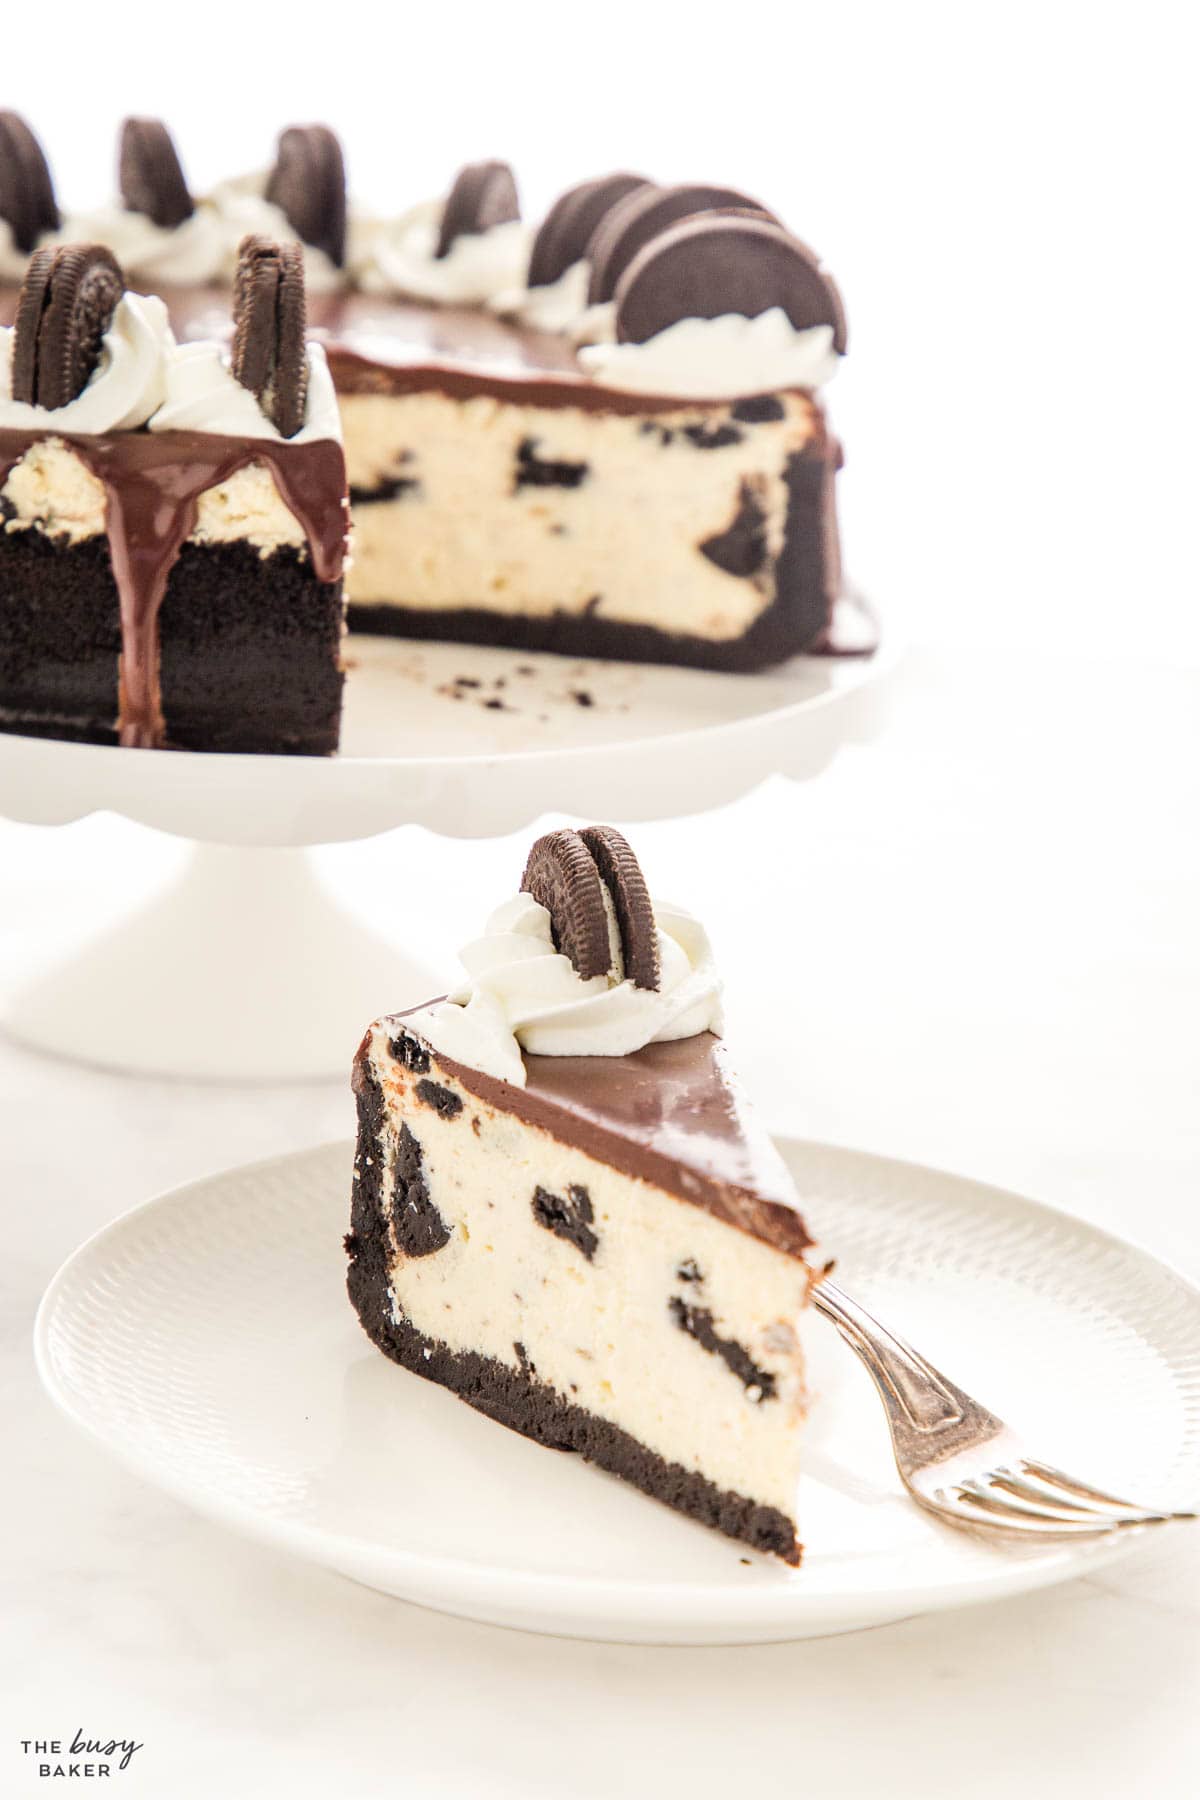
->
<box><xmin>813</xmin><ymin>1277</ymin><xmax>1195</xmax><ymax>1538</ymax></box>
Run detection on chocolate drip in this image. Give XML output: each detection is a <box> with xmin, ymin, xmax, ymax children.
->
<box><xmin>0</xmin><ymin>428</ymin><xmax>347</xmax><ymax>748</ymax></box>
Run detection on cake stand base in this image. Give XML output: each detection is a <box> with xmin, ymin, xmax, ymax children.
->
<box><xmin>2</xmin><ymin>844</ymin><xmax>437</xmax><ymax>1082</ymax></box>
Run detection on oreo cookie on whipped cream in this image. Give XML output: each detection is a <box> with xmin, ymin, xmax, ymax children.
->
<box><xmin>11</xmin><ymin>244</ymin><xmax>123</xmax><ymax>408</ymax></box>
<box><xmin>436</xmin><ymin>160</ymin><xmax>520</xmax><ymax>259</ymax></box>
<box><xmin>354</xmin><ymin>158</ymin><xmax>529</xmax><ymax>307</ymax></box>
<box><xmin>348</xmin><ymin>825</ymin><xmax>820</xmax><ymax>1563</ymax></box>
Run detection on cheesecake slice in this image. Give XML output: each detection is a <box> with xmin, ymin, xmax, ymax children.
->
<box><xmin>0</xmin><ymin>239</ymin><xmax>348</xmax><ymax>752</ymax></box>
<box><xmin>347</xmin><ymin>827</ymin><xmax>819</xmax><ymax>1563</ymax></box>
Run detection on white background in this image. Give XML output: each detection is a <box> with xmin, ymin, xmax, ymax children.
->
<box><xmin>4</xmin><ymin>4</ymin><xmax>1200</xmax><ymax>1796</ymax></box>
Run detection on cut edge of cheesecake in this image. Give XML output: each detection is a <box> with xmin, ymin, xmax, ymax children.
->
<box><xmin>346</xmin><ymin>1008</ymin><xmax>820</xmax><ymax>1565</ymax></box>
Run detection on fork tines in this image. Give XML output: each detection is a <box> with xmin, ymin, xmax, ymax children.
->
<box><xmin>937</xmin><ymin>1458</ymin><xmax>1195</xmax><ymax>1536</ymax></box>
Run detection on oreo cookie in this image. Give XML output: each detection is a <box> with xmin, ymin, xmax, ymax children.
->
<box><xmin>231</xmin><ymin>236</ymin><xmax>309</xmax><ymax>438</ymax></box>
<box><xmin>436</xmin><ymin>160</ymin><xmax>519</xmax><ymax>259</ymax></box>
<box><xmin>578</xmin><ymin>825</ymin><xmax>660</xmax><ymax>991</ymax></box>
<box><xmin>521</xmin><ymin>829</ymin><xmax>616</xmax><ymax>983</ymax></box>
<box><xmin>0</xmin><ymin>111</ymin><xmax>60</xmax><ymax>254</ymax></box>
<box><xmin>264</xmin><ymin>124</ymin><xmax>347</xmax><ymax>268</ymax></box>
<box><xmin>614</xmin><ymin>213</ymin><xmax>848</xmax><ymax>351</ymax></box>
<box><xmin>521</xmin><ymin>824</ymin><xmax>661</xmax><ymax>990</ymax></box>
<box><xmin>586</xmin><ymin>183</ymin><xmax>773</xmax><ymax>305</ymax></box>
<box><xmin>11</xmin><ymin>244</ymin><xmax>125</xmax><ymax>409</ymax></box>
<box><xmin>119</xmin><ymin>117</ymin><xmax>194</xmax><ymax>229</ymax></box>
<box><xmin>527</xmin><ymin>172</ymin><xmax>650</xmax><ymax>290</ymax></box>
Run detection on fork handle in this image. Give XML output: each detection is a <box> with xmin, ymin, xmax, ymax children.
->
<box><xmin>812</xmin><ymin>1277</ymin><xmax>966</xmax><ymax>1433</ymax></box>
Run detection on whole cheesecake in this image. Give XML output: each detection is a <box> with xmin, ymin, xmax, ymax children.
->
<box><xmin>347</xmin><ymin>826</ymin><xmax>821</xmax><ymax>1563</ymax></box>
<box><xmin>0</xmin><ymin>114</ymin><xmax>863</xmax><ymax>693</ymax></box>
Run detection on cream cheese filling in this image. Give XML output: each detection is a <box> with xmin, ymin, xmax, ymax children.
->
<box><xmin>341</xmin><ymin>389</ymin><xmax>817</xmax><ymax>640</ymax></box>
<box><xmin>369</xmin><ymin>1026</ymin><xmax>813</xmax><ymax>1518</ymax></box>
<box><xmin>1</xmin><ymin>440</ymin><xmax>308</xmax><ymax>555</ymax></box>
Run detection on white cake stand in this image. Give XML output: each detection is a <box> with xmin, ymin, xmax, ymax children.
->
<box><xmin>0</xmin><ymin>624</ymin><xmax>897</xmax><ymax>1079</ymax></box>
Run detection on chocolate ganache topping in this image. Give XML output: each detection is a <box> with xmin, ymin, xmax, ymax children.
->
<box><xmin>396</xmin><ymin>1029</ymin><xmax>816</xmax><ymax>1259</ymax></box>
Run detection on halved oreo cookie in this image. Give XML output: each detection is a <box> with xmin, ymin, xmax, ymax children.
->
<box><xmin>615</xmin><ymin>213</ymin><xmax>848</xmax><ymax>351</ymax></box>
<box><xmin>264</xmin><ymin>124</ymin><xmax>347</xmax><ymax>268</ymax></box>
<box><xmin>119</xmin><ymin>117</ymin><xmax>194</xmax><ymax>228</ymax></box>
<box><xmin>578</xmin><ymin>825</ymin><xmax>660</xmax><ymax>992</ymax></box>
<box><xmin>0</xmin><ymin>111</ymin><xmax>60</xmax><ymax>254</ymax></box>
<box><xmin>11</xmin><ymin>244</ymin><xmax>125</xmax><ymax>409</ymax></box>
<box><xmin>586</xmin><ymin>183</ymin><xmax>774</xmax><ymax>306</ymax></box>
<box><xmin>527</xmin><ymin>172</ymin><xmax>651</xmax><ymax>290</ymax></box>
<box><xmin>521</xmin><ymin>829</ymin><xmax>616</xmax><ymax>983</ymax></box>
<box><xmin>231</xmin><ymin>236</ymin><xmax>309</xmax><ymax>438</ymax></box>
<box><xmin>436</xmin><ymin>160</ymin><xmax>519</xmax><ymax>259</ymax></box>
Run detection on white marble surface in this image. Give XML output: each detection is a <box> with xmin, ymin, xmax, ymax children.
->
<box><xmin>2</xmin><ymin>648</ymin><xmax>1199</xmax><ymax>1797</ymax></box>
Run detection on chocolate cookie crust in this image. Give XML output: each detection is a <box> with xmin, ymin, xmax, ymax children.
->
<box><xmin>0</xmin><ymin>531</ymin><xmax>343</xmax><ymax>754</ymax></box>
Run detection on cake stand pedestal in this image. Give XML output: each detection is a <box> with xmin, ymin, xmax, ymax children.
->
<box><xmin>0</xmin><ymin>623</ymin><xmax>897</xmax><ymax>1081</ymax></box>
<box><xmin>3</xmin><ymin>846</ymin><xmax>431</xmax><ymax>1081</ymax></box>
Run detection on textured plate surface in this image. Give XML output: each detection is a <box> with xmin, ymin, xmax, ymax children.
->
<box><xmin>0</xmin><ymin>628</ymin><xmax>894</xmax><ymax>845</ymax></box>
<box><xmin>35</xmin><ymin>1139</ymin><xmax>1200</xmax><ymax>1644</ymax></box>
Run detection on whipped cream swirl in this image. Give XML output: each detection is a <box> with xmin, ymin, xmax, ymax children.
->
<box><xmin>489</xmin><ymin>256</ymin><xmax>591</xmax><ymax>333</ymax></box>
<box><xmin>0</xmin><ymin>290</ymin><xmax>340</xmax><ymax>442</ymax></box>
<box><xmin>59</xmin><ymin>204</ymin><xmax>228</xmax><ymax>286</ymax></box>
<box><xmin>207</xmin><ymin>172</ymin><xmax>346</xmax><ymax>293</ymax></box>
<box><xmin>150</xmin><ymin>339</ymin><xmax>342</xmax><ymax>443</ymax></box>
<box><xmin>0</xmin><ymin>292</ymin><xmax>171</xmax><ymax>433</ymax></box>
<box><xmin>579</xmin><ymin>308</ymin><xmax>840</xmax><ymax>398</ymax></box>
<box><xmin>359</xmin><ymin>197</ymin><xmax>531</xmax><ymax>306</ymax></box>
<box><xmin>409</xmin><ymin>890</ymin><xmax>724</xmax><ymax>1088</ymax></box>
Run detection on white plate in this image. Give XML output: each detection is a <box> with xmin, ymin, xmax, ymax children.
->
<box><xmin>35</xmin><ymin>1139</ymin><xmax>1200</xmax><ymax>1645</ymax></box>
